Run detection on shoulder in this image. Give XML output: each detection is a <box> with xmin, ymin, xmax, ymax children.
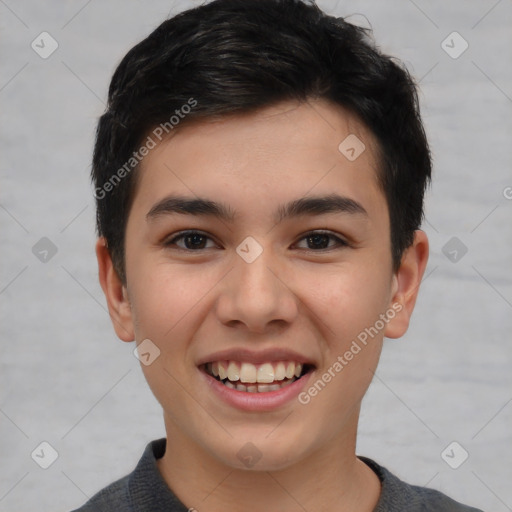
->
<box><xmin>68</xmin><ymin>438</ymin><xmax>169</xmax><ymax>512</ymax></box>
<box><xmin>69</xmin><ymin>473</ymin><xmax>131</xmax><ymax>511</ymax></box>
<box><xmin>395</xmin><ymin>482</ymin><xmax>485</xmax><ymax>512</ymax></box>
<box><xmin>359</xmin><ymin>456</ymin><xmax>485</xmax><ymax>512</ymax></box>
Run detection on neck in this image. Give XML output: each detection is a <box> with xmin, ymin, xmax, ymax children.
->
<box><xmin>156</xmin><ymin>412</ymin><xmax>381</xmax><ymax>512</ymax></box>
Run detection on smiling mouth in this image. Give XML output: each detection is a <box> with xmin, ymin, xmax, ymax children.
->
<box><xmin>201</xmin><ymin>360</ymin><xmax>314</xmax><ymax>393</ymax></box>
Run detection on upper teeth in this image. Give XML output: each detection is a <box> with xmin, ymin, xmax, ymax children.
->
<box><xmin>209</xmin><ymin>361</ymin><xmax>303</xmax><ymax>383</ymax></box>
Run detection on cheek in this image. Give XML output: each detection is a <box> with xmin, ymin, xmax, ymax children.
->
<box><xmin>127</xmin><ymin>246</ymin><xmax>214</xmax><ymax>332</ymax></box>
<box><xmin>128</xmin><ymin>265</ymin><xmax>211</xmax><ymax>411</ymax></box>
<box><xmin>299</xmin><ymin>270</ymin><xmax>387</xmax><ymax>421</ymax></box>
<box><xmin>305</xmin><ymin>262</ymin><xmax>391</xmax><ymax>345</ymax></box>
<box><xmin>310</xmin><ymin>265</ymin><xmax>389</xmax><ymax>404</ymax></box>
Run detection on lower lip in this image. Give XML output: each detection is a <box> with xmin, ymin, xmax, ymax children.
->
<box><xmin>200</xmin><ymin>368</ymin><xmax>314</xmax><ymax>412</ymax></box>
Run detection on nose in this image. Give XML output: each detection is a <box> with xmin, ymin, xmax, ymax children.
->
<box><xmin>215</xmin><ymin>248</ymin><xmax>299</xmax><ymax>334</ymax></box>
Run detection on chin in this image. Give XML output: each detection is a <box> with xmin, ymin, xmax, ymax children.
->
<box><xmin>212</xmin><ymin>434</ymin><xmax>311</xmax><ymax>472</ymax></box>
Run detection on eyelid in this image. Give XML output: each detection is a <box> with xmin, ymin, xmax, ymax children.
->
<box><xmin>164</xmin><ymin>229</ymin><xmax>221</xmax><ymax>249</ymax></box>
<box><xmin>293</xmin><ymin>229</ymin><xmax>350</xmax><ymax>250</ymax></box>
<box><xmin>164</xmin><ymin>229</ymin><xmax>350</xmax><ymax>252</ymax></box>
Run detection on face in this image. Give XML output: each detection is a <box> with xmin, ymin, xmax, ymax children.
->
<box><xmin>99</xmin><ymin>99</ymin><xmax>427</xmax><ymax>472</ymax></box>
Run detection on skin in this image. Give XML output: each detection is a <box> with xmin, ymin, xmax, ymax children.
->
<box><xmin>97</xmin><ymin>99</ymin><xmax>429</xmax><ymax>512</ymax></box>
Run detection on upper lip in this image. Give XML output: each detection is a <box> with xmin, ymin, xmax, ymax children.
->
<box><xmin>197</xmin><ymin>348</ymin><xmax>316</xmax><ymax>367</ymax></box>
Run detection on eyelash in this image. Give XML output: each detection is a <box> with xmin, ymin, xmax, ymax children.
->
<box><xmin>164</xmin><ymin>230</ymin><xmax>349</xmax><ymax>252</ymax></box>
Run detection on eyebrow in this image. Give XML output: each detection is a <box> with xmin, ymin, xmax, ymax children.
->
<box><xmin>146</xmin><ymin>193</ymin><xmax>368</xmax><ymax>224</ymax></box>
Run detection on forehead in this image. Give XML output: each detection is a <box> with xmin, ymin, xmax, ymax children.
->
<box><xmin>131</xmin><ymin>99</ymin><xmax>386</xmax><ymax>223</ymax></box>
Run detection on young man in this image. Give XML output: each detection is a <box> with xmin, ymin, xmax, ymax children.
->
<box><xmin>73</xmin><ymin>0</ymin><xmax>483</xmax><ymax>510</ymax></box>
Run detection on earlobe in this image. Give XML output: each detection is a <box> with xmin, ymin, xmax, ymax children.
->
<box><xmin>95</xmin><ymin>237</ymin><xmax>135</xmax><ymax>342</ymax></box>
<box><xmin>384</xmin><ymin>230</ymin><xmax>429</xmax><ymax>339</ymax></box>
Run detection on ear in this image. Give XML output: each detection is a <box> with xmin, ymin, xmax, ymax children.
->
<box><xmin>384</xmin><ymin>230</ymin><xmax>429</xmax><ymax>339</ymax></box>
<box><xmin>96</xmin><ymin>237</ymin><xmax>135</xmax><ymax>342</ymax></box>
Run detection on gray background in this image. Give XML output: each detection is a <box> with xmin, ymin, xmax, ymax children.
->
<box><xmin>1</xmin><ymin>1</ymin><xmax>511</xmax><ymax>511</ymax></box>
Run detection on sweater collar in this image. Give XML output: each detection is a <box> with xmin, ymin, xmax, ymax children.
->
<box><xmin>129</xmin><ymin>438</ymin><xmax>405</xmax><ymax>511</ymax></box>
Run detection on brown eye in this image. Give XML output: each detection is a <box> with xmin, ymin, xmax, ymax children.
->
<box><xmin>165</xmin><ymin>231</ymin><xmax>217</xmax><ymax>250</ymax></box>
<box><xmin>294</xmin><ymin>231</ymin><xmax>348</xmax><ymax>251</ymax></box>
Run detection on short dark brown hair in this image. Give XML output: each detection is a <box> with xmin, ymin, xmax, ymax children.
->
<box><xmin>92</xmin><ymin>0</ymin><xmax>431</xmax><ymax>282</ymax></box>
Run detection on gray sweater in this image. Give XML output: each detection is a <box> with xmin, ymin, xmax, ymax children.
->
<box><xmin>70</xmin><ymin>438</ymin><xmax>484</xmax><ymax>512</ymax></box>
